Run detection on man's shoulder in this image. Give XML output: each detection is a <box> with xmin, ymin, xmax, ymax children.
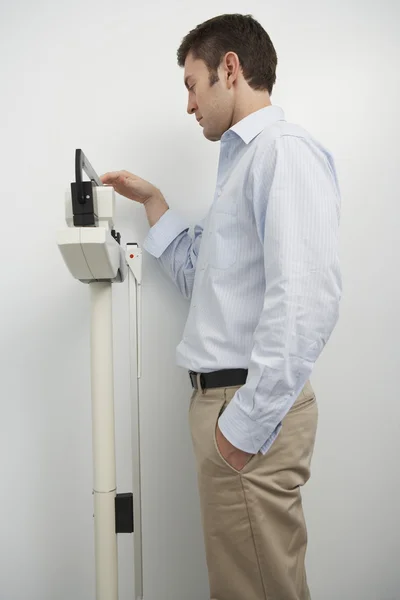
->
<box><xmin>255</xmin><ymin>119</ymin><xmax>333</xmax><ymax>163</ymax></box>
<box><xmin>258</xmin><ymin>119</ymin><xmax>315</xmax><ymax>147</ymax></box>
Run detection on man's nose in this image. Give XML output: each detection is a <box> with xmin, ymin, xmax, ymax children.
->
<box><xmin>187</xmin><ymin>96</ymin><xmax>198</xmax><ymax>115</ymax></box>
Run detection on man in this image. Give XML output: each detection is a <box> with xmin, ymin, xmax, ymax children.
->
<box><xmin>101</xmin><ymin>13</ymin><xmax>342</xmax><ymax>600</ymax></box>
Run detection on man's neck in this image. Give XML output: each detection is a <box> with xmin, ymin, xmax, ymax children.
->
<box><xmin>231</xmin><ymin>94</ymin><xmax>272</xmax><ymax>126</ymax></box>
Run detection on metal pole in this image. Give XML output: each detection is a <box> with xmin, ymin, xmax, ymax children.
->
<box><xmin>128</xmin><ymin>268</ymin><xmax>144</xmax><ymax>600</ymax></box>
<box><xmin>90</xmin><ymin>281</ymin><xmax>118</xmax><ymax>600</ymax></box>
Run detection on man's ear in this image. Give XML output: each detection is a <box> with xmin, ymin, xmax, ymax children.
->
<box><xmin>224</xmin><ymin>52</ymin><xmax>240</xmax><ymax>88</ymax></box>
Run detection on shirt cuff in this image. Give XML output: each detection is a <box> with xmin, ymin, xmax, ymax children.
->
<box><xmin>217</xmin><ymin>396</ymin><xmax>280</xmax><ymax>455</ymax></box>
<box><xmin>259</xmin><ymin>424</ymin><xmax>282</xmax><ymax>454</ymax></box>
<box><xmin>142</xmin><ymin>209</ymin><xmax>190</xmax><ymax>258</ymax></box>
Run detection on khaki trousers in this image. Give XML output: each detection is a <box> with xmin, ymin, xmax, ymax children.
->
<box><xmin>188</xmin><ymin>378</ymin><xmax>318</xmax><ymax>600</ymax></box>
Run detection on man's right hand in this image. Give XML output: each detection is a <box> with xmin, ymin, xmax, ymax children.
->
<box><xmin>100</xmin><ymin>170</ymin><xmax>169</xmax><ymax>227</ymax></box>
<box><xmin>100</xmin><ymin>170</ymin><xmax>160</xmax><ymax>205</ymax></box>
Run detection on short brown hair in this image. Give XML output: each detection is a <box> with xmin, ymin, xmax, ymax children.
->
<box><xmin>177</xmin><ymin>14</ymin><xmax>278</xmax><ymax>94</ymax></box>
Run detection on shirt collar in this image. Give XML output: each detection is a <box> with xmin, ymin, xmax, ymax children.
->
<box><xmin>223</xmin><ymin>105</ymin><xmax>285</xmax><ymax>145</ymax></box>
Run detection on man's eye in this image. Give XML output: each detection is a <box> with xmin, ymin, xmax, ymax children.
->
<box><xmin>189</xmin><ymin>85</ymin><xmax>195</xmax><ymax>92</ymax></box>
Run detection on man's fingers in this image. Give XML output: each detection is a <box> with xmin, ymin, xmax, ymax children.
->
<box><xmin>101</xmin><ymin>171</ymin><xmax>137</xmax><ymax>188</ymax></box>
<box><xmin>100</xmin><ymin>171</ymin><xmax>122</xmax><ymax>184</ymax></box>
<box><xmin>100</xmin><ymin>173</ymin><xmax>113</xmax><ymax>184</ymax></box>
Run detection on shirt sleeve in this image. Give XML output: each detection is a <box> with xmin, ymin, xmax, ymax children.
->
<box><xmin>143</xmin><ymin>208</ymin><xmax>204</xmax><ymax>300</ymax></box>
<box><xmin>217</xmin><ymin>134</ymin><xmax>342</xmax><ymax>454</ymax></box>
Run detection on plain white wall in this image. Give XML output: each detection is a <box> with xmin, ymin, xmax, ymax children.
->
<box><xmin>0</xmin><ymin>1</ymin><xmax>399</xmax><ymax>599</ymax></box>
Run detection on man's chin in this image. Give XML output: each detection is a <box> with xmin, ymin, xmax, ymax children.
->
<box><xmin>203</xmin><ymin>128</ymin><xmax>222</xmax><ymax>142</ymax></box>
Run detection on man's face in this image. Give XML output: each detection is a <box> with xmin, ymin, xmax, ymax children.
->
<box><xmin>184</xmin><ymin>53</ymin><xmax>234</xmax><ymax>142</ymax></box>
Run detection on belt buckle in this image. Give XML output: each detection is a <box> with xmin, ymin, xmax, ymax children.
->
<box><xmin>189</xmin><ymin>371</ymin><xmax>197</xmax><ymax>388</ymax></box>
<box><xmin>189</xmin><ymin>371</ymin><xmax>206</xmax><ymax>391</ymax></box>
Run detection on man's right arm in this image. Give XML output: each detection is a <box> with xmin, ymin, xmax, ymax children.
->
<box><xmin>142</xmin><ymin>194</ymin><xmax>204</xmax><ymax>300</ymax></box>
<box><xmin>99</xmin><ymin>170</ymin><xmax>202</xmax><ymax>300</ymax></box>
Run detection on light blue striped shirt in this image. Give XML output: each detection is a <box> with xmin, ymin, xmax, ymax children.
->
<box><xmin>143</xmin><ymin>105</ymin><xmax>342</xmax><ymax>455</ymax></box>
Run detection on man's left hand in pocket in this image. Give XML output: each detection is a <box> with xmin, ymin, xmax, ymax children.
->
<box><xmin>215</xmin><ymin>424</ymin><xmax>254</xmax><ymax>471</ymax></box>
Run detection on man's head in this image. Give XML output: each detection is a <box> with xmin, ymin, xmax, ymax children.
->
<box><xmin>177</xmin><ymin>14</ymin><xmax>278</xmax><ymax>142</ymax></box>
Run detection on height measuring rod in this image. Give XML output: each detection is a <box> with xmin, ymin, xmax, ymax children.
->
<box><xmin>56</xmin><ymin>150</ymin><xmax>144</xmax><ymax>600</ymax></box>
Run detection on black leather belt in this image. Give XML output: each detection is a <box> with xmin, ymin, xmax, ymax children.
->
<box><xmin>189</xmin><ymin>368</ymin><xmax>248</xmax><ymax>390</ymax></box>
